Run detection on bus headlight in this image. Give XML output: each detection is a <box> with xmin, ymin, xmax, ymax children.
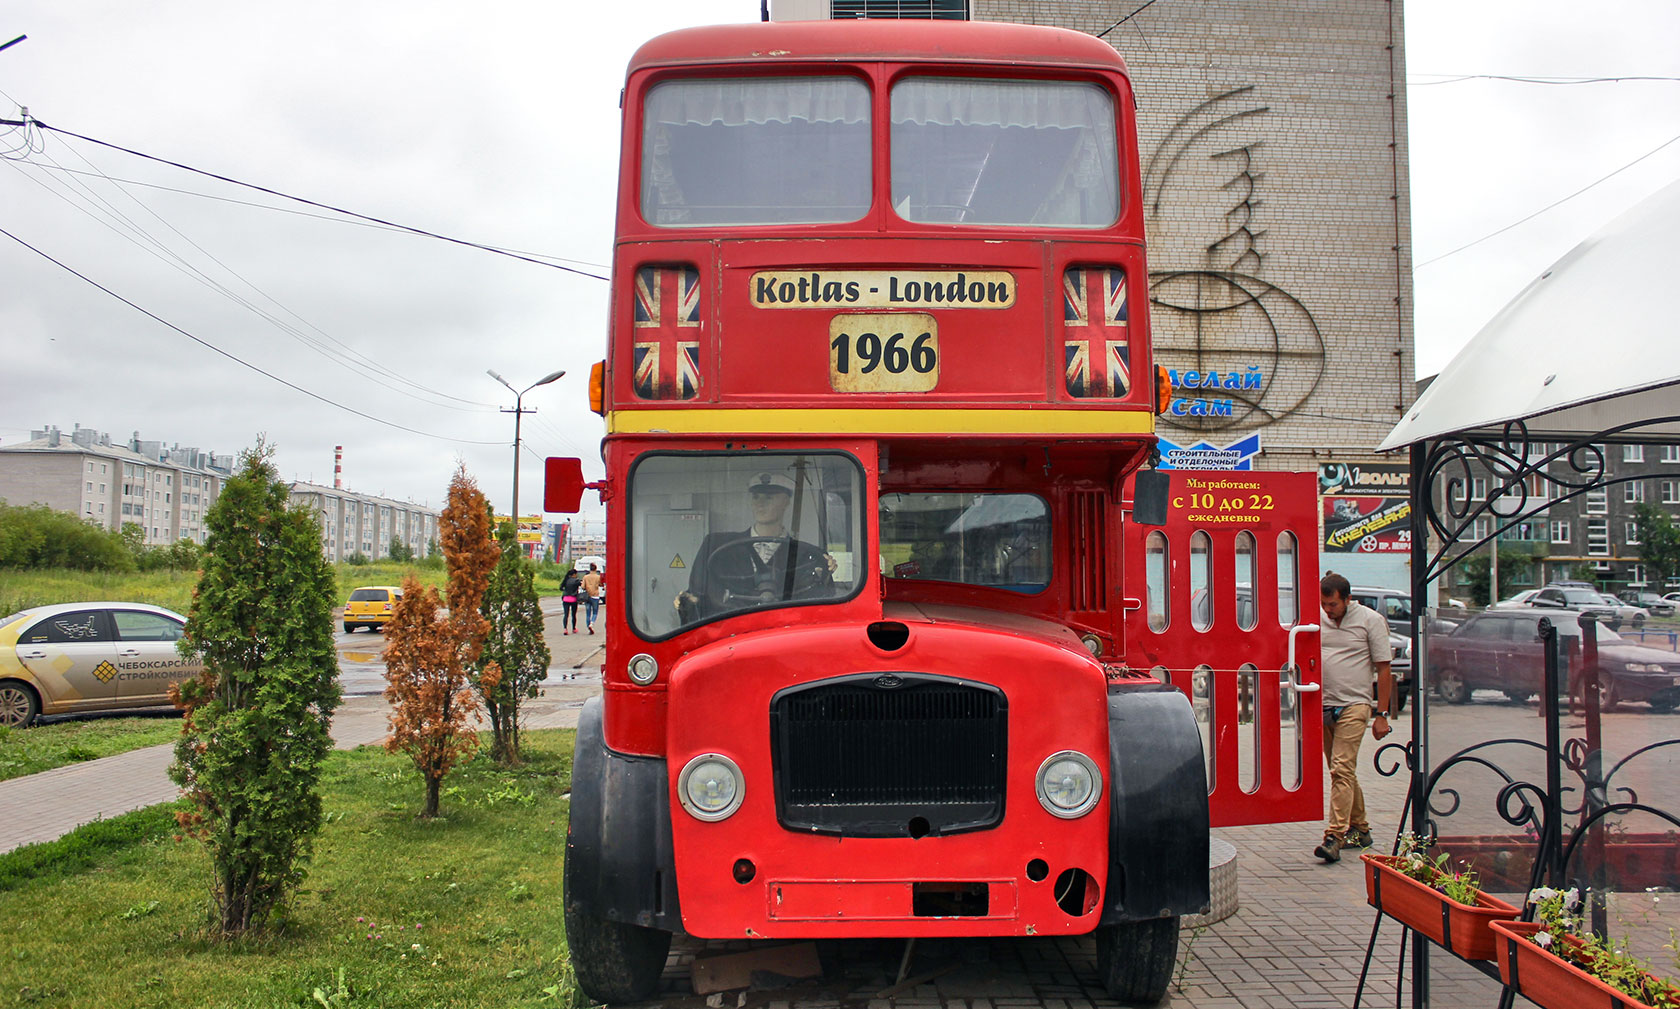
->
<box><xmin>679</xmin><ymin>753</ymin><xmax>744</xmax><ymax>821</ymax></box>
<box><xmin>1036</xmin><ymin>750</ymin><xmax>1102</xmax><ymax>818</ymax></box>
<box><xmin>627</xmin><ymin>653</ymin><xmax>659</xmax><ymax>685</ymax></box>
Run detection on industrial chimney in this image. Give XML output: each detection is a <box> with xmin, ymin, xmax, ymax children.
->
<box><xmin>334</xmin><ymin>446</ymin><xmax>343</xmax><ymax>489</ymax></box>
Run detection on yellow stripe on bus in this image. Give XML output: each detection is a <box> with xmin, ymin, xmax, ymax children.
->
<box><xmin>608</xmin><ymin>408</ymin><xmax>1155</xmax><ymax>436</ymax></box>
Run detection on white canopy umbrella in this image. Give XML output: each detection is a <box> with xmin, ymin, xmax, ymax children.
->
<box><xmin>1380</xmin><ymin>177</ymin><xmax>1680</xmax><ymax>449</ymax></box>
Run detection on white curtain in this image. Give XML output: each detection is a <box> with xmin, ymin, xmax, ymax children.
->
<box><xmin>892</xmin><ymin>78</ymin><xmax>1114</xmax><ymax>135</ymax></box>
<box><xmin>646</xmin><ymin>77</ymin><xmax>871</xmax><ymax>127</ymax></box>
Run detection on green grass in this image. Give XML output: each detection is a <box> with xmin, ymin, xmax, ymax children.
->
<box><xmin>0</xmin><ymin>729</ymin><xmax>582</xmax><ymax>1008</ymax></box>
<box><xmin>0</xmin><ymin>716</ymin><xmax>183</xmax><ymax>782</ymax></box>
<box><xmin>0</xmin><ymin>563</ymin><xmax>456</xmax><ymax>616</ymax></box>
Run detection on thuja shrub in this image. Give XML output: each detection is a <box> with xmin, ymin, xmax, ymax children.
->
<box><xmin>169</xmin><ymin>443</ymin><xmax>341</xmax><ymax>937</ymax></box>
<box><xmin>385</xmin><ymin>466</ymin><xmax>500</xmax><ymax>817</ymax></box>
<box><xmin>478</xmin><ymin>520</ymin><xmax>552</xmax><ymax>765</ymax></box>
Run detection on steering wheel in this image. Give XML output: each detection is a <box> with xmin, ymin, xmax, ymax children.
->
<box><xmin>701</xmin><ymin>536</ymin><xmax>831</xmax><ymax>603</ymax></box>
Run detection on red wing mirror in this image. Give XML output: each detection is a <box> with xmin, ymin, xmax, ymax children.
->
<box><xmin>544</xmin><ymin>457</ymin><xmax>586</xmax><ymax>513</ymax></box>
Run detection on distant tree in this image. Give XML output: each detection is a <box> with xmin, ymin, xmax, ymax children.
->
<box><xmin>384</xmin><ymin>466</ymin><xmax>501</xmax><ymax>817</ymax></box>
<box><xmin>1462</xmin><ymin>548</ymin><xmax>1534</xmax><ymax>606</ymax></box>
<box><xmin>346</xmin><ymin>551</ymin><xmax>370</xmax><ymax>567</ymax></box>
<box><xmin>0</xmin><ymin>503</ymin><xmax>134</xmax><ymax>571</ymax></box>
<box><xmin>388</xmin><ymin>536</ymin><xmax>413</xmax><ymax>563</ymax></box>
<box><xmin>168</xmin><ymin>442</ymin><xmax>340</xmax><ymax>937</ymax></box>
<box><xmin>1634</xmin><ymin>504</ymin><xmax>1680</xmax><ymax>586</ymax></box>
<box><xmin>477</xmin><ymin>520</ymin><xmax>552</xmax><ymax>764</ymax></box>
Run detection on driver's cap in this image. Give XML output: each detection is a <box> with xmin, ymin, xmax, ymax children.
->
<box><xmin>747</xmin><ymin>473</ymin><xmax>795</xmax><ymax>496</ymax></box>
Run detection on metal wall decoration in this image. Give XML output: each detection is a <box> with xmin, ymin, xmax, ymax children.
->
<box><xmin>1350</xmin><ymin>416</ymin><xmax>1680</xmax><ymax>1009</ymax></box>
<box><xmin>1417</xmin><ymin>416</ymin><xmax>1680</xmax><ymax>585</ymax></box>
<box><xmin>1143</xmin><ymin>86</ymin><xmax>1327</xmax><ymax>434</ymax></box>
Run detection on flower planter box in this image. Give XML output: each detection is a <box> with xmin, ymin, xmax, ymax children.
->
<box><xmin>1490</xmin><ymin>919</ymin><xmax>1680</xmax><ymax>1009</ymax></box>
<box><xmin>1362</xmin><ymin>853</ymin><xmax>1520</xmax><ymax>961</ymax></box>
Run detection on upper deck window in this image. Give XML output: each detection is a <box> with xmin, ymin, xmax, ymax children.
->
<box><xmin>890</xmin><ymin>77</ymin><xmax>1118</xmax><ymax>228</ymax></box>
<box><xmin>641</xmin><ymin>77</ymin><xmax>872</xmax><ymax>227</ymax></box>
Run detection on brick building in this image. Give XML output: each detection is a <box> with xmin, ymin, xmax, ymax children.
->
<box><xmin>770</xmin><ymin>0</ymin><xmax>1417</xmax><ymax>585</ymax></box>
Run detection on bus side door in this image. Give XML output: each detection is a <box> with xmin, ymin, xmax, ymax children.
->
<box><xmin>1122</xmin><ymin>470</ymin><xmax>1323</xmax><ymax>827</ymax></box>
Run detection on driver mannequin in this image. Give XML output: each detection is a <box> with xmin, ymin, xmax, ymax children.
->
<box><xmin>677</xmin><ymin>473</ymin><xmax>836</xmax><ymax>622</ymax></box>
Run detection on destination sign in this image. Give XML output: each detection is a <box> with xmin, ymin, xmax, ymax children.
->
<box><xmin>750</xmin><ymin>270</ymin><xmax>1016</xmax><ymax>309</ymax></box>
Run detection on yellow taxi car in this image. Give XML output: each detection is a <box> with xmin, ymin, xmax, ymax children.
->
<box><xmin>0</xmin><ymin>602</ymin><xmax>199</xmax><ymax>727</ymax></box>
<box><xmin>343</xmin><ymin>585</ymin><xmax>403</xmax><ymax>633</ymax></box>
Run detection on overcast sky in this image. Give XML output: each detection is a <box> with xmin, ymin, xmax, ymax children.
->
<box><xmin>3</xmin><ymin>0</ymin><xmax>1677</xmax><ymax>523</ymax></box>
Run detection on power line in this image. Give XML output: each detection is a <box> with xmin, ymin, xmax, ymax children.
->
<box><xmin>13</xmin><ymin>161</ymin><xmax>613</xmax><ymax>271</ymax></box>
<box><xmin>14</xmin><ymin>118</ymin><xmax>610</xmax><ymax>281</ymax></box>
<box><xmin>0</xmin><ymin>224</ymin><xmax>505</xmax><ymax>447</ymax></box>
<box><xmin>1416</xmin><ymin>132</ymin><xmax>1680</xmax><ymax>268</ymax></box>
<box><xmin>4</xmin><ymin>156</ymin><xmax>498</xmax><ymax>412</ymax></box>
<box><xmin>1095</xmin><ymin>0</ymin><xmax>1164</xmax><ymax>39</ymax></box>
<box><xmin>1412</xmin><ymin>73</ymin><xmax>1680</xmax><ymax>86</ymax></box>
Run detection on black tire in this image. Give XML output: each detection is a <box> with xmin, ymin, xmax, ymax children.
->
<box><xmin>563</xmin><ymin>836</ymin><xmax>671</xmax><ymax>1003</ymax></box>
<box><xmin>1436</xmin><ymin>668</ymin><xmax>1471</xmax><ymax>705</ymax></box>
<box><xmin>1633</xmin><ymin>615</ymin><xmax>1646</xmax><ymax>629</ymax></box>
<box><xmin>0</xmin><ymin>680</ymin><xmax>41</xmax><ymax>728</ymax></box>
<box><xmin>1648</xmin><ymin>697</ymin><xmax>1677</xmax><ymax>714</ymax></box>
<box><xmin>1095</xmin><ymin>916</ymin><xmax>1179</xmax><ymax>1004</ymax></box>
<box><xmin>343</xmin><ymin>622</ymin><xmax>354</xmax><ymax>634</ymax></box>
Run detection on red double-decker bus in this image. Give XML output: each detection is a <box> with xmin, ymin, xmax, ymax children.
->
<box><xmin>550</xmin><ymin>18</ymin><xmax>1322</xmax><ymax>1005</ymax></box>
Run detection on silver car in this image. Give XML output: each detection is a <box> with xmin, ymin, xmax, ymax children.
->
<box><xmin>0</xmin><ymin>602</ymin><xmax>198</xmax><ymax>727</ymax></box>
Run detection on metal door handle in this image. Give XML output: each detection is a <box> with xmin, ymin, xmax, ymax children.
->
<box><xmin>1287</xmin><ymin>623</ymin><xmax>1322</xmax><ymax>692</ymax></box>
<box><xmin>118</xmin><ymin>648</ymin><xmax>141</xmax><ymax>657</ymax></box>
<box><xmin>19</xmin><ymin>650</ymin><xmax>46</xmax><ymax>660</ymax></box>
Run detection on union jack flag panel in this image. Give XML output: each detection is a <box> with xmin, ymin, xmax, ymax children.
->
<box><xmin>1063</xmin><ymin>267</ymin><xmax>1130</xmax><ymax>398</ymax></box>
<box><xmin>633</xmin><ymin>265</ymin><xmax>701</xmax><ymax>400</ymax></box>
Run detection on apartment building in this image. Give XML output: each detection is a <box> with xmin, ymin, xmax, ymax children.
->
<box><xmin>289</xmin><ymin>482</ymin><xmax>439</xmax><ymax>563</ymax></box>
<box><xmin>2</xmin><ymin>424</ymin><xmax>438</xmax><ymax>560</ymax></box>
<box><xmin>0</xmin><ymin>425</ymin><xmax>231</xmax><ymax>545</ymax></box>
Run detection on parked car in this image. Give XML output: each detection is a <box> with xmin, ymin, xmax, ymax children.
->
<box><xmin>1528</xmin><ymin>585</ymin><xmax>1624</xmax><ymax>630</ymax></box>
<box><xmin>1428</xmin><ymin>610</ymin><xmax>1680</xmax><ymax>711</ymax></box>
<box><xmin>1594</xmin><ymin>593</ymin><xmax>1650</xmax><ymax>629</ymax></box>
<box><xmin>343</xmin><ymin>585</ymin><xmax>403</xmax><ymax>633</ymax></box>
<box><xmin>1348</xmin><ymin>585</ymin><xmax>1459</xmax><ymax>637</ymax></box>
<box><xmin>0</xmin><ymin>602</ymin><xmax>199</xmax><ymax>727</ymax></box>
<box><xmin>1388</xmin><ymin>632</ymin><xmax>1413</xmax><ymax>713</ymax></box>
<box><xmin>1492</xmin><ymin>589</ymin><xmax>1541</xmax><ymax>610</ymax></box>
<box><xmin>1664</xmin><ymin>591</ymin><xmax>1680</xmax><ymax>605</ymax></box>
<box><xmin>1619</xmin><ymin>591</ymin><xmax>1677</xmax><ymax>618</ymax></box>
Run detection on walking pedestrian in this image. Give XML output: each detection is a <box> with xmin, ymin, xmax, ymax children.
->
<box><xmin>561</xmin><ymin>567</ymin><xmax>582</xmax><ymax>635</ymax></box>
<box><xmin>1314</xmin><ymin>571</ymin><xmax>1394</xmax><ymax>863</ymax></box>
<box><xmin>581</xmin><ymin>563</ymin><xmax>603</xmax><ymax>634</ymax></box>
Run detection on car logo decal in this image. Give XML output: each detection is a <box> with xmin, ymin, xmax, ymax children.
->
<box><xmin>93</xmin><ymin>660</ymin><xmax>118</xmax><ymax>683</ymax></box>
<box><xmin>873</xmin><ymin>673</ymin><xmax>904</xmax><ymax>689</ymax></box>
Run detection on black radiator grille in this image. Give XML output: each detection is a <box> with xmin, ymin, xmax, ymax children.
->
<box><xmin>771</xmin><ymin>675</ymin><xmax>1007</xmax><ymax>837</ymax></box>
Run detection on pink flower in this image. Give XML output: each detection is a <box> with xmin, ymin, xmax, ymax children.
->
<box><xmin>356</xmin><ymin>916</ymin><xmax>365</xmax><ymax>923</ymax></box>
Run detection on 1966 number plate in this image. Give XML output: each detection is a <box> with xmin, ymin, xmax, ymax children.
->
<box><xmin>828</xmin><ymin>314</ymin><xmax>938</xmax><ymax>393</ymax></box>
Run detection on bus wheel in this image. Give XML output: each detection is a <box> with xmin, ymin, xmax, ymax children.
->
<box><xmin>563</xmin><ymin>852</ymin><xmax>670</xmax><ymax>1002</ymax></box>
<box><xmin>1095</xmin><ymin>916</ymin><xmax>1178</xmax><ymax>1004</ymax></box>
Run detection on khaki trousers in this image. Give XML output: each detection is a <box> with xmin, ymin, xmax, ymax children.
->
<box><xmin>1323</xmin><ymin>702</ymin><xmax>1371</xmax><ymax>837</ymax></box>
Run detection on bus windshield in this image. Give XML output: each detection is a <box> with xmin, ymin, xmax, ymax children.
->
<box><xmin>880</xmin><ymin>492</ymin><xmax>1050</xmax><ymax>593</ymax></box>
<box><xmin>890</xmin><ymin>77</ymin><xmax>1119</xmax><ymax>227</ymax></box>
<box><xmin>629</xmin><ymin>453</ymin><xmax>866</xmax><ymax>637</ymax></box>
<box><xmin>641</xmin><ymin>76</ymin><xmax>872</xmax><ymax>227</ymax></box>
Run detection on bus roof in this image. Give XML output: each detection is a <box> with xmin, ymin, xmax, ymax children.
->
<box><xmin>627</xmin><ymin>20</ymin><xmax>1130</xmax><ymax>77</ymax></box>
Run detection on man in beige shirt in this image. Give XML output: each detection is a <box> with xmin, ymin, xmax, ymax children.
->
<box><xmin>581</xmin><ymin>564</ymin><xmax>604</xmax><ymax>635</ymax></box>
<box><xmin>1315</xmin><ymin>572</ymin><xmax>1394</xmax><ymax>862</ymax></box>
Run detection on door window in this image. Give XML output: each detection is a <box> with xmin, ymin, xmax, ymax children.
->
<box><xmin>112</xmin><ymin>611</ymin><xmax>184</xmax><ymax>642</ymax></box>
<box><xmin>1145</xmin><ymin>530</ymin><xmax>1169</xmax><ymax>631</ymax></box>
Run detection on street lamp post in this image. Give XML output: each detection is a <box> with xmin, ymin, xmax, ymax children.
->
<box><xmin>488</xmin><ymin>368</ymin><xmax>566</xmax><ymax>527</ymax></box>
